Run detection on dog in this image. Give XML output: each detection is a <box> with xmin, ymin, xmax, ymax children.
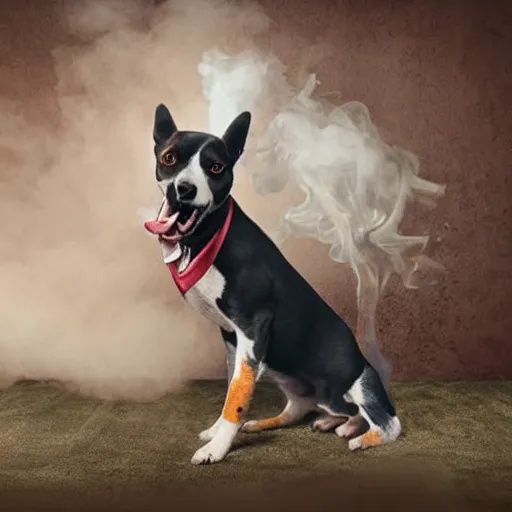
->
<box><xmin>144</xmin><ymin>104</ymin><xmax>402</xmax><ymax>465</ymax></box>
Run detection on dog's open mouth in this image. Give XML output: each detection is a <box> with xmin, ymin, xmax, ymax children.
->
<box><xmin>144</xmin><ymin>198</ymin><xmax>201</xmax><ymax>241</ymax></box>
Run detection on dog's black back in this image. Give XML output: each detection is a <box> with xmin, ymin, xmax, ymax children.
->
<box><xmin>216</xmin><ymin>200</ymin><xmax>366</xmax><ymax>383</ymax></box>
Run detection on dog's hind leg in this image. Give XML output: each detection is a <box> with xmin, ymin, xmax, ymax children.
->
<box><xmin>242</xmin><ymin>374</ymin><xmax>317</xmax><ymax>433</ymax></box>
<box><xmin>315</xmin><ymin>389</ymin><xmax>361</xmax><ymax>432</ymax></box>
<box><xmin>344</xmin><ymin>365</ymin><xmax>402</xmax><ymax>451</ymax></box>
<box><xmin>241</xmin><ymin>394</ymin><xmax>313</xmax><ymax>432</ymax></box>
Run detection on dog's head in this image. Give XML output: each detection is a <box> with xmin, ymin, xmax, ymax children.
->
<box><xmin>147</xmin><ymin>103</ymin><xmax>251</xmax><ymax>243</ymax></box>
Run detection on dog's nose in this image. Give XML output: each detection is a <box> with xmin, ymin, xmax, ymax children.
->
<box><xmin>176</xmin><ymin>181</ymin><xmax>197</xmax><ymax>201</ymax></box>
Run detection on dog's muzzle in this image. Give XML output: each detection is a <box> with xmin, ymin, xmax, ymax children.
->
<box><xmin>144</xmin><ymin>198</ymin><xmax>200</xmax><ymax>242</ymax></box>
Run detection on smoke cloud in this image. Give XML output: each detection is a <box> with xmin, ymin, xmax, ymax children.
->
<box><xmin>0</xmin><ymin>0</ymin><xmax>444</xmax><ymax>400</ymax></box>
<box><xmin>0</xmin><ymin>0</ymin><xmax>288</xmax><ymax>400</ymax></box>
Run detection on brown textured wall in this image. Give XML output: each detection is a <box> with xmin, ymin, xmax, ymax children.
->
<box><xmin>256</xmin><ymin>0</ymin><xmax>512</xmax><ymax>380</ymax></box>
<box><xmin>1</xmin><ymin>0</ymin><xmax>510</xmax><ymax>381</ymax></box>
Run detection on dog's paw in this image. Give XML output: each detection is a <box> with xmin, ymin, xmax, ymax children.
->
<box><xmin>191</xmin><ymin>440</ymin><xmax>229</xmax><ymax>465</ymax></box>
<box><xmin>240</xmin><ymin>420</ymin><xmax>259</xmax><ymax>433</ymax></box>
<box><xmin>348</xmin><ymin>435</ymin><xmax>366</xmax><ymax>451</ymax></box>
<box><xmin>311</xmin><ymin>414</ymin><xmax>345</xmax><ymax>433</ymax></box>
<box><xmin>198</xmin><ymin>416</ymin><xmax>222</xmax><ymax>441</ymax></box>
<box><xmin>348</xmin><ymin>429</ymin><xmax>383</xmax><ymax>451</ymax></box>
<box><xmin>335</xmin><ymin>416</ymin><xmax>363</xmax><ymax>438</ymax></box>
<box><xmin>198</xmin><ymin>426</ymin><xmax>217</xmax><ymax>442</ymax></box>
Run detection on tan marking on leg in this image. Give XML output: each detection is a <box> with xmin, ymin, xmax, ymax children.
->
<box><xmin>222</xmin><ymin>360</ymin><xmax>256</xmax><ymax>424</ymax></box>
<box><xmin>360</xmin><ymin>429</ymin><xmax>383</xmax><ymax>448</ymax></box>
<box><xmin>242</xmin><ymin>412</ymin><xmax>290</xmax><ymax>432</ymax></box>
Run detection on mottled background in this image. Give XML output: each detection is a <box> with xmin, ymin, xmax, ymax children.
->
<box><xmin>0</xmin><ymin>0</ymin><xmax>510</xmax><ymax>395</ymax></box>
<box><xmin>253</xmin><ymin>0</ymin><xmax>512</xmax><ymax>381</ymax></box>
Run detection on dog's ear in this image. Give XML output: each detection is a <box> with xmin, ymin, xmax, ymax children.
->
<box><xmin>153</xmin><ymin>104</ymin><xmax>177</xmax><ymax>145</ymax></box>
<box><xmin>222</xmin><ymin>111</ymin><xmax>251</xmax><ymax>165</ymax></box>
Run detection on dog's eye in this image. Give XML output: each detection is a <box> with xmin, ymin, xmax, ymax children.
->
<box><xmin>209</xmin><ymin>162</ymin><xmax>224</xmax><ymax>174</ymax></box>
<box><xmin>161</xmin><ymin>152</ymin><xmax>176</xmax><ymax>167</ymax></box>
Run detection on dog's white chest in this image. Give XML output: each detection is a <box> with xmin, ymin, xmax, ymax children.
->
<box><xmin>184</xmin><ymin>266</ymin><xmax>233</xmax><ymax>332</ymax></box>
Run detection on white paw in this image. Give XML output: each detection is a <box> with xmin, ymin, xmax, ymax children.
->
<box><xmin>240</xmin><ymin>420</ymin><xmax>259</xmax><ymax>433</ymax></box>
<box><xmin>335</xmin><ymin>423</ymin><xmax>352</xmax><ymax>438</ymax></box>
<box><xmin>198</xmin><ymin>416</ymin><xmax>222</xmax><ymax>441</ymax></box>
<box><xmin>311</xmin><ymin>415</ymin><xmax>344</xmax><ymax>433</ymax></box>
<box><xmin>191</xmin><ymin>440</ymin><xmax>229</xmax><ymax>465</ymax></box>
<box><xmin>347</xmin><ymin>429</ymin><xmax>385</xmax><ymax>451</ymax></box>
<box><xmin>198</xmin><ymin>426</ymin><xmax>218</xmax><ymax>442</ymax></box>
<box><xmin>335</xmin><ymin>418</ymin><xmax>361</xmax><ymax>438</ymax></box>
<box><xmin>348</xmin><ymin>435</ymin><xmax>364</xmax><ymax>451</ymax></box>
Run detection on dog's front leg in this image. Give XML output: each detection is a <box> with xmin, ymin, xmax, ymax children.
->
<box><xmin>198</xmin><ymin>332</ymin><xmax>236</xmax><ymax>442</ymax></box>
<box><xmin>191</xmin><ymin>319</ymin><xmax>269</xmax><ymax>465</ymax></box>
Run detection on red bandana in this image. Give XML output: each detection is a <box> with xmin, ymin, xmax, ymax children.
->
<box><xmin>166</xmin><ymin>198</ymin><xmax>234</xmax><ymax>296</ymax></box>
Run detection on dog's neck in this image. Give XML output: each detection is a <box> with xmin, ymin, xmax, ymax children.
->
<box><xmin>179</xmin><ymin>197</ymin><xmax>233</xmax><ymax>261</ymax></box>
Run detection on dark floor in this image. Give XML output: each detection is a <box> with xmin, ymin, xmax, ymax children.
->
<box><xmin>0</xmin><ymin>380</ymin><xmax>511</xmax><ymax>511</ymax></box>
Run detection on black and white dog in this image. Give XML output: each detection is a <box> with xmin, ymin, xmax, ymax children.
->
<box><xmin>145</xmin><ymin>104</ymin><xmax>402</xmax><ymax>465</ymax></box>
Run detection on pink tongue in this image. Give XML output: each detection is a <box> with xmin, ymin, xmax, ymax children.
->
<box><xmin>144</xmin><ymin>203</ymin><xmax>179</xmax><ymax>235</ymax></box>
<box><xmin>144</xmin><ymin>219</ymin><xmax>172</xmax><ymax>234</ymax></box>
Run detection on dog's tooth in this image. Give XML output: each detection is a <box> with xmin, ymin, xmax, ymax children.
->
<box><xmin>162</xmin><ymin>211</ymin><xmax>178</xmax><ymax>228</ymax></box>
<box><xmin>157</xmin><ymin>198</ymin><xmax>170</xmax><ymax>221</ymax></box>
